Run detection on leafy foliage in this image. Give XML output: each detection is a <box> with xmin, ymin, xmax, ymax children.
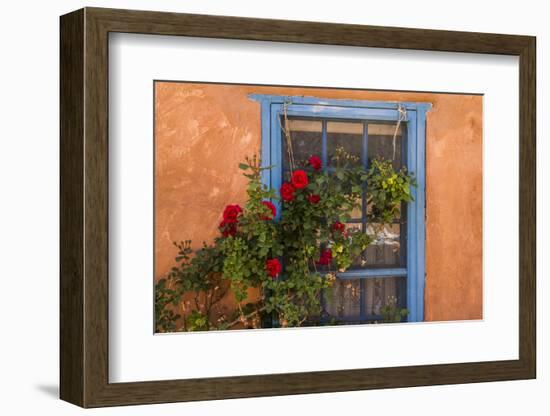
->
<box><xmin>366</xmin><ymin>158</ymin><xmax>415</xmax><ymax>224</ymax></box>
<box><xmin>380</xmin><ymin>295</ymin><xmax>409</xmax><ymax>323</ymax></box>
<box><xmin>269</xmin><ymin>149</ymin><xmax>372</xmax><ymax>326</ymax></box>
<box><xmin>220</xmin><ymin>156</ymin><xmax>282</xmax><ymax>303</ymax></box>
<box><xmin>155</xmin><ymin>151</ymin><xmax>415</xmax><ymax>332</ymax></box>
<box><xmin>155</xmin><ymin>277</ymin><xmax>181</xmax><ymax>332</ymax></box>
<box><xmin>154</xmin><ymin>240</ymin><xmax>229</xmax><ymax>332</ymax></box>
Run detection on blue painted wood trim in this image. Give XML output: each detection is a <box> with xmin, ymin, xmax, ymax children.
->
<box><xmin>260</xmin><ymin>100</ymin><xmax>271</xmax><ymax>191</ymax></box>
<box><xmin>283</xmin><ymin>105</ymin><xmax>406</xmax><ymax>122</ymax></box>
<box><xmin>405</xmin><ymin>106</ymin><xmax>429</xmax><ymax>322</ymax></box>
<box><xmin>336</xmin><ymin>268</ymin><xmax>408</xmax><ymax>279</ymax></box>
<box><xmin>406</xmin><ymin>113</ymin><xmax>418</xmax><ymax>322</ymax></box>
<box><xmin>270</xmin><ymin>104</ymin><xmax>284</xmax><ymax>220</ymax></box>
<box><xmin>414</xmin><ymin>108</ymin><xmax>427</xmax><ymax>322</ymax></box>
<box><xmin>249</xmin><ymin>94</ymin><xmax>432</xmax><ymax>112</ymax></box>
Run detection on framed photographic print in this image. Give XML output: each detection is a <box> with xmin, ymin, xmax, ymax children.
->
<box><xmin>60</xmin><ymin>7</ymin><xmax>536</xmax><ymax>408</ymax></box>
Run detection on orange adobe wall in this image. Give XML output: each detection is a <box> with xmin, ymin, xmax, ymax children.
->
<box><xmin>154</xmin><ymin>81</ymin><xmax>483</xmax><ymax>322</ymax></box>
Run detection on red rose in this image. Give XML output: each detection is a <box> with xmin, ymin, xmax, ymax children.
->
<box><xmin>332</xmin><ymin>221</ymin><xmax>346</xmax><ymax>233</ymax></box>
<box><xmin>260</xmin><ymin>201</ymin><xmax>276</xmax><ymax>220</ymax></box>
<box><xmin>308</xmin><ymin>155</ymin><xmax>322</xmax><ymax>171</ymax></box>
<box><xmin>219</xmin><ymin>219</ymin><xmax>237</xmax><ymax>237</ymax></box>
<box><xmin>280</xmin><ymin>182</ymin><xmax>296</xmax><ymax>202</ymax></box>
<box><xmin>222</xmin><ymin>204</ymin><xmax>242</xmax><ymax>223</ymax></box>
<box><xmin>316</xmin><ymin>249</ymin><xmax>333</xmax><ymax>266</ymax></box>
<box><xmin>266</xmin><ymin>258</ymin><xmax>282</xmax><ymax>278</ymax></box>
<box><xmin>308</xmin><ymin>194</ymin><xmax>321</xmax><ymax>204</ymax></box>
<box><xmin>291</xmin><ymin>169</ymin><xmax>309</xmax><ymax>189</ymax></box>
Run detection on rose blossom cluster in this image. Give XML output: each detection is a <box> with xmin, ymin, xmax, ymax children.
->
<box><xmin>279</xmin><ymin>155</ymin><xmax>344</xmax><ymax>268</ymax></box>
<box><xmin>218</xmin><ymin>200</ymin><xmax>277</xmax><ymax>237</ymax></box>
<box><xmin>316</xmin><ymin>222</ymin><xmax>348</xmax><ymax>266</ymax></box>
<box><xmin>218</xmin><ymin>199</ymin><xmax>281</xmax><ymax>278</ymax></box>
<box><xmin>331</xmin><ymin>221</ymin><xmax>348</xmax><ymax>238</ymax></box>
<box><xmin>279</xmin><ymin>155</ymin><xmax>323</xmax><ymax>204</ymax></box>
<box><xmin>219</xmin><ymin>154</ymin><xmax>339</xmax><ymax>278</ymax></box>
<box><xmin>218</xmin><ymin>204</ymin><xmax>242</xmax><ymax>237</ymax></box>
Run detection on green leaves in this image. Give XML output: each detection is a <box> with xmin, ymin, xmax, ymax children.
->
<box><xmin>154</xmin><ymin>277</ymin><xmax>182</xmax><ymax>332</ymax></box>
<box><xmin>155</xmin><ymin>153</ymin><xmax>416</xmax><ymax>332</ymax></box>
<box><xmin>186</xmin><ymin>310</ymin><xmax>210</xmax><ymax>331</ymax></box>
<box><xmin>365</xmin><ymin>158</ymin><xmax>415</xmax><ymax>224</ymax></box>
<box><xmin>380</xmin><ymin>295</ymin><xmax>409</xmax><ymax>323</ymax></box>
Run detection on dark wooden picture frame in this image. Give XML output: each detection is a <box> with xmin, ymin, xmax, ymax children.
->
<box><xmin>60</xmin><ymin>7</ymin><xmax>536</xmax><ymax>408</ymax></box>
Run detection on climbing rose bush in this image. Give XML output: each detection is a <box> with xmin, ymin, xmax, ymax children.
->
<box><xmin>155</xmin><ymin>151</ymin><xmax>415</xmax><ymax>332</ymax></box>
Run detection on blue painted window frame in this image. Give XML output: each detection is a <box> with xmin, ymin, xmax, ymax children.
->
<box><xmin>250</xmin><ymin>94</ymin><xmax>430</xmax><ymax>322</ymax></box>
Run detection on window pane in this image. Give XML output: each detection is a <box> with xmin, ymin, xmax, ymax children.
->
<box><xmin>327</xmin><ymin>121</ymin><xmax>363</xmax><ymax>167</ymax></box>
<box><xmin>363</xmin><ymin>276</ymin><xmax>407</xmax><ymax>317</ymax></box>
<box><xmin>367</xmin><ymin>200</ymin><xmax>403</xmax><ymax>221</ymax></box>
<box><xmin>363</xmin><ymin>223</ymin><xmax>403</xmax><ymax>267</ymax></box>
<box><xmin>347</xmin><ymin>223</ymin><xmax>404</xmax><ymax>269</ymax></box>
<box><xmin>367</xmin><ymin>123</ymin><xmax>404</xmax><ymax>169</ymax></box>
<box><xmin>323</xmin><ymin>279</ymin><xmax>361</xmax><ymax>319</ymax></box>
<box><xmin>348</xmin><ymin>195</ymin><xmax>364</xmax><ymax>222</ymax></box>
<box><xmin>282</xmin><ymin>117</ymin><xmax>322</xmax><ymax>169</ymax></box>
<box><xmin>322</xmin><ymin>276</ymin><xmax>407</xmax><ymax>321</ymax></box>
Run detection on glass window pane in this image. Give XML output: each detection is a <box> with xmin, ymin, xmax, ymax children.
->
<box><xmin>348</xmin><ymin>195</ymin><xmax>364</xmax><ymax>221</ymax></box>
<box><xmin>282</xmin><ymin>117</ymin><xmax>322</xmax><ymax>169</ymax></box>
<box><xmin>346</xmin><ymin>224</ymin><xmax>369</xmax><ymax>268</ymax></box>
<box><xmin>367</xmin><ymin>200</ymin><xmax>403</xmax><ymax>221</ymax></box>
<box><xmin>363</xmin><ymin>276</ymin><xmax>407</xmax><ymax>317</ymax></box>
<box><xmin>367</xmin><ymin>123</ymin><xmax>404</xmax><ymax>169</ymax></box>
<box><xmin>346</xmin><ymin>223</ymin><xmax>404</xmax><ymax>269</ymax></box>
<box><xmin>323</xmin><ymin>279</ymin><xmax>361</xmax><ymax>319</ymax></box>
<box><xmin>327</xmin><ymin>121</ymin><xmax>363</xmax><ymax>167</ymax></box>
<box><xmin>363</xmin><ymin>223</ymin><xmax>403</xmax><ymax>268</ymax></box>
<box><xmin>322</xmin><ymin>276</ymin><xmax>407</xmax><ymax>321</ymax></box>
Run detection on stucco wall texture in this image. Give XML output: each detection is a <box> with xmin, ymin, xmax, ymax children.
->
<box><xmin>155</xmin><ymin>81</ymin><xmax>483</xmax><ymax>322</ymax></box>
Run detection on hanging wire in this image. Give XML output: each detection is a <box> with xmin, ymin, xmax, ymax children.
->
<box><xmin>278</xmin><ymin>99</ymin><xmax>296</xmax><ymax>172</ymax></box>
<box><xmin>392</xmin><ymin>104</ymin><xmax>407</xmax><ymax>160</ymax></box>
